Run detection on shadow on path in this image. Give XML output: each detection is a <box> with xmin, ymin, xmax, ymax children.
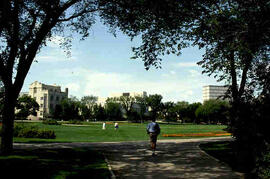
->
<box><xmin>14</xmin><ymin>137</ymin><xmax>243</xmax><ymax>179</ymax></box>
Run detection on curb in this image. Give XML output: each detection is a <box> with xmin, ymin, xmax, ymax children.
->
<box><xmin>197</xmin><ymin>141</ymin><xmax>245</xmax><ymax>179</ymax></box>
<box><xmin>104</xmin><ymin>154</ymin><xmax>116</xmax><ymax>179</ymax></box>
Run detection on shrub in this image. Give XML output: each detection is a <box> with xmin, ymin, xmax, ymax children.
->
<box><xmin>42</xmin><ymin>119</ymin><xmax>60</xmax><ymax>125</ymax></box>
<box><xmin>12</xmin><ymin>123</ymin><xmax>56</xmax><ymax>139</ymax></box>
<box><xmin>256</xmin><ymin>148</ymin><xmax>270</xmax><ymax>178</ymax></box>
<box><xmin>66</xmin><ymin>120</ymin><xmax>83</xmax><ymax>125</ymax></box>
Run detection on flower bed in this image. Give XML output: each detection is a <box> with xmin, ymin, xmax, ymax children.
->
<box><xmin>162</xmin><ymin>132</ymin><xmax>231</xmax><ymax>137</ymax></box>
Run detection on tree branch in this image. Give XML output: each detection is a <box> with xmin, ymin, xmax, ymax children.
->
<box><xmin>58</xmin><ymin>8</ymin><xmax>101</xmax><ymax>22</ymax></box>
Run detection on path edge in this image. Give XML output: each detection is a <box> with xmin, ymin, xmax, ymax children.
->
<box><xmin>103</xmin><ymin>153</ymin><xmax>116</xmax><ymax>179</ymax></box>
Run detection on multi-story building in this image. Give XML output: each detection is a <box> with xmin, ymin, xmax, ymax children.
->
<box><xmin>28</xmin><ymin>81</ymin><xmax>68</xmax><ymax>118</ymax></box>
<box><xmin>110</xmin><ymin>91</ymin><xmax>147</xmax><ymax>98</ymax></box>
<box><xmin>202</xmin><ymin>85</ymin><xmax>228</xmax><ymax>102</ymax></box>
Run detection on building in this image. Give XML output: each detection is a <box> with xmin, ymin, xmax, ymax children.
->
<box><xmin>110</xmin><ymin>91</ymin><xmax>147</xmax><ymax>98</ymax></box>
<box><xmin>202</xmin><ymin>85</ymin><xmax>228</xmax><ymax>102</ymax></box>
<box><xmin>97</xmin><ymin>91</ymin><xmax>148</xmax><ymax>106</ymax></box>
<box><xmin>28</xmin><ymin>81</ymin><xmax>68</xmax><ymax>119</ymax></box>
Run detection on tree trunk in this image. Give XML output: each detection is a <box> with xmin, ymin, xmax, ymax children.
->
<box><xmin>1</xmin><ymin>88</ymin><xmax>16</xmax><ymax>155</ymax></box>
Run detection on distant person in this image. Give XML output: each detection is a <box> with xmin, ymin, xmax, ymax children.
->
<box><xmin>102</xmin><ymin>122</ymin><xmax>106</xmax><ymax>130</ymax></box>
<box><xmin>147</xmin><ymin>119</ymin><xmax>160</xmax><ymax>156</ymax></box>
<box><xmin>114</xmin><ymin>122</ymin><xmax>119</xmax><ymax>130</ymax></box>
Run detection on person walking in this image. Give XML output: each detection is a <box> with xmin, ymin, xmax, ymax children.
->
<box><xmin>102</xmin><ymin>122</ymin><xmax>106</xmax><ymax>130</ymax></box>
<box><xmin>147</xmin><ymin>119</ymin><xmax>160</xmax><ymax>156</ymax></box>
<box><xmin>114</xmin><ymin>122</ymin><xmax>119</xmax><ymax>130</ymax></box>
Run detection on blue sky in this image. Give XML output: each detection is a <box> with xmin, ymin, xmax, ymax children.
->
<box><xmin>22</xmin><ymin>20</ymin><xmax>223</xmax><ymax>103</ymax></box>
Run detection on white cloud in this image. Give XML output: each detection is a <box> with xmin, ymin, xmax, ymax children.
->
<box><xmin>189</xmin><ymin>69</ymin><xmax>201</xmax><ymax>77</ymax></box>
<box><xmin>35</xmin><ymin>55</ymin><xmax>75</xmax><ymax>62</ymax></box>
<box><xmin>174</xmin><ymin>62</ymin><xmax>198</xmax><ymax>68</ymax></box>
<box><xmin>65</xmin><ymin>83</ymin><xmax>80</xmax><ymax>92</ymax></box>
<box><xmin>49</xmin><ymin>67</ymin><xmax>220</xmax><ymax>103</ymax></box>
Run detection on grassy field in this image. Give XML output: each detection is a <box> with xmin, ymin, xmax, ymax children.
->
<box><xmin>13</xmin><ymin>122</ymin><xmax>228</xmax><ymax>143</ymax></box>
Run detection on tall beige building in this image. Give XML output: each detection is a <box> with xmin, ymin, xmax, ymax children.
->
<box><xmin>29</xmin><ymin>81</ymin><xmax>68</xmax><ymax>118</ymax></box>
<box><xmin>110</xmin><ymin>91</ymin><xmax>147</xmax><ymax>98</ymax></box>
<box><xmin>202</xmin><ymin>85</ymin><xmax>228</xmax><ymax>102</ymax></box>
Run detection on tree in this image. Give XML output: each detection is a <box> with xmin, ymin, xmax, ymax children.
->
<box><xmin>186</xmin><ymin>102</ymin><xmax>202</xmax><ymax>123</ymax></box>
<box><xmin>80</xmin><ymin>96</ymin><xmax>97</xmax><ymax>120</ymax></box>
<box><xmin>15</xmin><ymin>95</ymin><xmax>39</xmax><ymax>120</ymax></box>
<box><xmin>195</xmin><ymin>99</ymin><xmax>230</xmax><ymax>124</ymax></box>
<box><xmin>134</xmin><ymin>96</ymin><xmax>148</xmax><ymax>123</ymax></box>
<box><xmin>174</xmin><ymin>101</ymin><xmax>189</xmax><ymax>123</ymax></box>
<box><xmin>146</xmin><ymin>94</ymin><xmax>163</xmax><ymax>121</ymax></box>
<box><xmin>100</xmin><ymin>0</ymin><xmax>269</xmax><ymax>119</ymax></box>
<box><xmin>60</xmin><ymin>97</ymin><xmax>80</xmax><ymax>121</ymax></box>
<box><xmin>53</xmin><ymin>104</ymin><xmax>62</xmax><ymax>120</ymax></box>
<box><xmin>100</xmin><ymin>1</ymin><xmax>269</xmax><ymax>174</ymax></box>
<box><xmin>0</xmin><ymin>81</ymin><xmax>3</xmax><ymax>117</ymax></box>
<box><xmin>0</xmin><ymin>0</ymin><xmax>114</xmax><ymax>153</ymax></box>
<box><xmin>161</xmin><ymin>102</ymin><xmax>177</xmax><ymax>123</ymax></box>
<box><xmin>105</xmin><ymin>99</ymin><xmax>122</xmax><ymax>121</ymax></box>
<box><xmin>118</xmin><ymin>96</ymin><xmax>136</xmax><ymax>120</ymax></box>
<box><xmin>93</xmin><ymin>104</ymin><xmax>107</xmax><ymax>121</ymax></box>
<box><xmin>80</xmin><ymin>95</ymin><xmax>98</xmax><ymax>120</ymax></box>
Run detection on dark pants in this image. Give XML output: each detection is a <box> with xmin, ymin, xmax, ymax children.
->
<box><xmin>149</xmin><ymin>133</ymin><xmax>158</xmax><ymax>150</ymax></box>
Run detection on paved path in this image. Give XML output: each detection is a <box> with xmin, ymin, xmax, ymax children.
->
<box><xmin>14</xmin><ymin>137</ymin><xmax>244</xmax><ymax>179</ymax></box>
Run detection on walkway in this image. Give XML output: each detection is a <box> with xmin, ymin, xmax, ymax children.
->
<box><xmin>14</xmin><ymin>137</ymin><xmax>244</xmax><ymax>179</ymax></box>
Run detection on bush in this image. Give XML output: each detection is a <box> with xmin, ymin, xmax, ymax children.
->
<box><xmin>43</xmin><ymin>119</ymin><xmax>60</xmax><ymax>125</ymax></box>
<box><xmin>66</xmin><ymin>120</ymin><xmax>83</xmax><ymax>125</ymax></box>
<box><xmin>13</xmin><ymin>123</ymin><xmax>56</xmax><ymax>139</ymax></box>
<box><xmin>256</xmin><ymin>147</ymin><xmax>270</xmax><ymax>178</ymax></box>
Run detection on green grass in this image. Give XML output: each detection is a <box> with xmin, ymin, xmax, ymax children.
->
<box><xmin>13</xmin><ymin>122</ymin><xmax>227</xmax><ymax>143</ymax></box>
<box><xmin>0</xmin><ymin>147</ymin><xmax>110</xmax><ymax>179</ymax></box>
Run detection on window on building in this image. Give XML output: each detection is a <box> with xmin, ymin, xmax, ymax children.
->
<box><xmin>56</xmin><ymin>96</ymin><xmax>59</xmax><ymax>101</ymax></box>
<box><xmin>123</xmin><ymin>93</ymin><xmax>130</xmax><ymax>96</ymax></box>
<box><xmin>33</xmin><ymin>87</ymin><xmax>37</xmax><ymax>93</ymax></box>
<box><xmin>40</xmin><ymin>112</ymin><xmax>43</xmax><ymax>116</ymax></box>
<box><xmin>40</xmin><ymin>97</ymin><xmax>43</xmax><ymax>100</ymax></box>
<box><xmin>40</xmin><ymin>104</ymin><xmax>43</xmax><ymax>108</ymax></box>
<box><xmin>50</xmin><ymin>95</ymin><xmax>54</xmax><ymax>101</ymax></box>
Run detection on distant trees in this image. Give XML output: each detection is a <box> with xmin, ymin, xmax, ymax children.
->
<box><xmin>15</xmin><ymin>95</ymin><xmax>39</xmax><ymax>120</ymax></box>
<box><xmin>48</xmin><ymin>93</ymin><xmax>229</xmax><ymax>125</ymax></box>
<box><xmin>195</xmin><ymin>100</ymin><xmax>230</xmax><ymax>124</ymax></box>
<box><xmin>104</xmin><ymin>98</ymin><xmax>123</xmax><ymax>121</ymax></box>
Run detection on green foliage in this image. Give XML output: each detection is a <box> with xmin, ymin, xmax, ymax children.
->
<box><xmin>146</xmin><ymin>94</ymin><xmax>163</xmax><ymax>120</ymax></box>
<box><xmin>256</xmin><ymin>148</ymin><xmax>270</xmax><ymax>179</ymax></box>
<box><xmin>42</xmin><ymin>119</ymin><xmax>60</xmax><ymax>125</ymax></box>
<box><xmin>105</xmin><ymin>100</ymin><xmax>123</xmax><ymax>121</ymax></box>
<box><xmin>80</xmin><ymin>95</ymin><xmax>98</xmax><ymax>120</ymax></box>
<box><xmin>53</xmin><ymin>104</ymin><xmax>62</xmax><ymax>119</ymax></box>
<box><xmin>66</xmin><ymin>120</ymin><xmax>83</xmax><ymax>125</ymax></box>
<box><xmin>195</xmin><ymin>100</ymin><xmax>230</xmax><ymax>124</ymax></box>
<box><xmin>93</xmin><ymin>104</ymin><xmax>107</xmax><ymax>121</ymax></box>
<box><xmin>12</xmin><ymin>123</ymin><xmax>56</xmax><ymax>139</ymax></box>
<box><xmin>15</xmin><ymin>95</ymin><xmax>39</xmax><ymax>120</ymax></box>
<box><xmin>161</xmin><ymin>101</ymin><xmax>177</xmax><ymax>122</ymax></box>
<box><xmin>60</xmin><ymin>97</ymin><xmax>81</xmax><ymax>121</ymax></box>
<box><xmin>0</xmin><ymin>81</ymin><xmax>3</xmax><ymax>116</ymax></box>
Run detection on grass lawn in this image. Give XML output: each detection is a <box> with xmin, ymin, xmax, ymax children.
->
<box><xmin>0</xmin><ymin>147</ymin><xmax>110</xmax><ymax>179</ymax></box>
<box><xmin>13</xmin><ymin>122</ymin><xmax>228</xmax><ymax>143</ymax></box>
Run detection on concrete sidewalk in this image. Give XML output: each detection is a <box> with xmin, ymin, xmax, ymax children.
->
<box><xmin>14</xmin><ymin>137</ymin><xmax>244</xmax><ymax>179</ymax></box>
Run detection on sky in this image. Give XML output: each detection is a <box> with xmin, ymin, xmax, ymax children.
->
<box><xmin>22</xmin><ymin>20</ymin><xmax>223</xmax><ymax>103</ymax></box>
